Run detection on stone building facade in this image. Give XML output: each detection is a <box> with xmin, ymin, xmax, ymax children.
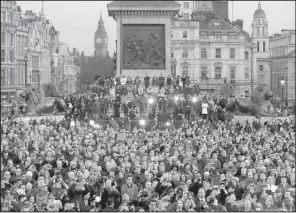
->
<box><xmin>1</xmin><ymin>1</ymin><xmax>53</xmax><ymax>100</ymax></box>
<box><xmin>58</xmin><ymin>42</ymin><xmax>81</xmax><ymax>94</ymax></box>
<box><xmin>269</xmin><ymin>30</ymin><xmax>295</xmax><ymax>104</ymax></box>
<box><xmin>172</xmin><ymin>1</ymin><xmax>252</xmax><ymax>97</ymax></box>
<box><xmin>1</xmin><ymin>1</ymin><xmax>81</xmax><ymax>100</ymax></box>
<box><xmin>251</xmin><ymin>2</ymin><xmax>270</xmax><ymax>88</ymax></box>
<box><xmin>1</xmin><ymin>1</ymin><xmax>18</xmax><ymax>101</ymax></box>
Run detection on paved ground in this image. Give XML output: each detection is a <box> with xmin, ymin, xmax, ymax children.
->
<box><xmin>15</xmin><ymin>114</ymin><xmax>289</xmax><ymax>124</ymax></box>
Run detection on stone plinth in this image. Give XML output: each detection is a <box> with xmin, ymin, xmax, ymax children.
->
<box><xmin>107</xmin><ymin>1</ymin><xmax>180</xmax><ymax>78</ymax></box>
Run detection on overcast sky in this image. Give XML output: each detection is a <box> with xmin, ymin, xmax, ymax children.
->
<box><xmin>17</xmin><ymin>1</ymin><xmax>295</xmax><ymax>56</ymax></box>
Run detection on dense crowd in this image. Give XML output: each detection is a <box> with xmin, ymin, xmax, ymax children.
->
<box><xmin>1</xmin><ymin>102</ymin><xmax>295</xmax><ymax>212</ymax></box>
<box><xmin>60</xmin><ymin>75</ymin><xmax>237</xmax><ymax>127</ymax></box>
<box><xmin>1</xmin><ymin>74</ymin><xmax>295</xmax><ymax>212</ymax></box>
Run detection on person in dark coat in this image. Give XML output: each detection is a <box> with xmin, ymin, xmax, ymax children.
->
<box><xmin>101</xmin><ymin>198</ymin><xmax>118</xmax><ymax>212</ymax></box>
<box><xmin>159</xmin><ymin>74</ymin><xmax>165</xmax><ymax>88</ymax></box>
<box><xmin>144</xmin><ymin>75</ymin><xmax>150</xmax><ymax>89</ymax></box>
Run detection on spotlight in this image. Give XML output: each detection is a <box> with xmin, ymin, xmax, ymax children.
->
<box><xmin>166</xmin><ymin>122</ymin><xmax>170</xmax><ymax>126</ymax></box>
<box><xmin>174</xmin><ymin>96</ymin><xmax>179</xmax><ymax>101</ymax></box>
<box><xmin>70</xmin><ymin>121</ymin><xmax>75</xmax><ymax>127</ymax></box>
<box><xmin>148</xmin><ymin>98</ymin><xmax>154</xmax><ymax>104</ymax></box>
<box><xmin>139</xmin><ymin>119</ymin><xmax>146</xmax><ymax>126</ymax></box>
<box><xmin>192</xmin><ymin>97</ymin><xmax>197</xmax><ymax>103</ymax></box>
<box><xmin>89</xmin><ymin>120</ymin><xmax>94</xmax><ymax>126</ymax></box>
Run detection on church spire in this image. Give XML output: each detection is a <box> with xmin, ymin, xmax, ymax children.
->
<box><xmin>40</xmin><ymin>1</ymin><xmax>45</xmax><ymax>19</ymax></box>
<box><xmin>98</xmin><ymin>10</ymin><xmax>104</xmax><ymax>26</ymax></box>
<box><xmin>258</xmin><ymin>1</ymin><xmax>261</xmax><ymax>9</ymax></box>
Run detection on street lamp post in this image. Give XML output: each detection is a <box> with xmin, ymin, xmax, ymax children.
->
<box><xmin>171</xmin><ymin>58</ymin><xmax>177</xmax><ymax>77</ymax></box>
<box><xmin>24</xmin><ymin>55</ymin><xmax>28</xmax><ymax>87</ymax></box>
<box><xmin>269</xmin><ymin>61</ymin><xmax>273</xmax><ymax>93</ymax></box>
<box><xmin>280</xmin><ymin>76</ymin><xmax>285</xmax><ymax>110</ymax></box>
<box><xmin>206</xmin><ymin>73</ymin><xmax>210</xmax><ymax>92</ymax></box>
<box><xmin>65</xmin><ymin>80</ymin><xmax>68</xmax><ymax>94</ymax></box>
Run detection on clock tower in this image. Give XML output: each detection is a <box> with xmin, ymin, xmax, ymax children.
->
<box><xmin>94</xmin><ymin>11</ymin><xmax>108</xmax><ymax>58</ymax></box>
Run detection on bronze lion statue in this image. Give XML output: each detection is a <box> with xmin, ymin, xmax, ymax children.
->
<box><xmin>17</xmin><ymin>85</ymin><xmax>67</xmax><ymax>115</ymax></box>
<box><xmin>234</xmin><ymin>84</ymin><xmax>276</xmax><ymax>117</ymax></box>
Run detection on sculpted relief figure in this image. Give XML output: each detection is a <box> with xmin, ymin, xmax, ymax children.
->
<box><xmin>123</xmin><ymin>28</ymin><xmax>165</xmax><ymax>69</ymax></box>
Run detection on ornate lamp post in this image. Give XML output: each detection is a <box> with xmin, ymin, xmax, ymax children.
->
<box><xmin>206</xmin><ymin>73</ymin><xmax>210</xmax><ymax>92</ymax></box>
<box><xmin>280</xmin><ymin>76</ymin><xmax>285</xmax><ymax>110</ymax></box>
<box><xmin>171</xmin><ymin>58</ymin><xmax>177</xmax><ymax>77</ymax></box>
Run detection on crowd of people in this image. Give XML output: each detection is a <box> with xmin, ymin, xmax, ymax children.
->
<box><xmin>1</xmin><ymin>74</ymin><xmax>295</xmax><ymax>212</ymax></box>
<box><xmin>60</xmin><ymin>74</ymin><xmax>238</xmax><ymax>128</ymax></box>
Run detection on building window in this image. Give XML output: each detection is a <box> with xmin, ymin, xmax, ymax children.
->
<box><xmin>259</xmin><ymin>65</ymin><xmax>264</xmax><ymax>71</ymax></box>
<box><xmin>214</xmin><ymin>32</ymin><xmax>221</xmax><ymax>40</ymax></box>
<box><xmin>182</xmin><ymin>65</ymin><xmax>189</xmax><ymax>77</ymax></box>
<box><xmin>1</xmin><ymin>11</ymin><xmax>5</xmax><ymax>23</ymax></box>
<box><xmin>1</xmin><ymin>69</ymin><xmax>5</xmax><ymax>85</ymax></box>
<box><xmin>245</xmin><ymin>90</ymin><xmax>250</xmax><ymax>97</ymax></box>
<box><xmin>263</xmin><ymin>41</ymin><xmax>265</xmax><ymax>52</ymax></box>
<box><xmin>257</xmin><ymin>27</ymin><xmax>259</xmax><ymax>35</ymax></box>
<box><xmin>183</xmin><ymin>31</ymin><xmax>187</xmax><ymax>38</ymax></box>
<box><xmin>32</xmin><ymin>70</ymin><xmax>39</xmax><ymax>83</ymax></box>
<box><xmin>8</xmin><ymin>12</ymin><xmax>12</xmax><ymax>23</ymax></box>
<box><xmin>1</xmin><ymin>49</ymin><xmax>5</xmax><ymax>62</ymax></box>
<box><xmin>215</xmin><ymin>48</ymin><xmax>221</xmax><ymax>58</ymax></box>
<box><xmin>201</xmin><ymin>48</ymin><xmax>207</xmax><ymax>59</ymax></box>
<box><xmin>9</xmin><ymin>68</ymin><xmax>15</xmax><ymax>85</ymax></box>
<box><xmin>9</xmin><ymin>32</ymin><xmax>13</xmax><ymax>45</ymax></box>
<box><xmin>244</xmin><ymin>68</ymin><xmax>249</xmax><ymax>79</ymax></box>
<box><xmin>184</xmin><ymin>2</ymin><xmax>189</xmax><ymax>8</ymax></box>
<box><xmin>215</xmin><ymin>67</ymin><xmax>222</xmax><ymax>79</ymax></box>
<box><xmin>9</xmin><ymin>49</ymin><xmax>14</xmax><ymax>62</ymax></box>
<box><xmin>200</xmin><ymin>32</ymin><xmax>208</xmax><ymax>39</ymax></box>
<box><xmin>230</xmin><ymin>48</ymin><xmax>235</xmax><ymax>59</ymax></box>
<box><xmin>182</xmin><ymin>47</ymin><xmax>188</xmax><ymax>58</ymax></box>
<box><xmin>171</xmin><ymin>47</ymin><xmax>174</xmax><ymax>58</ymax></box>
<box><xmin>1</xmin><ymin>31</ymin><xmax>5</xmax><ymax>44</ymax></box>
<box><xmin>171</xmin><ymin>30</ymin><xmax>173</xmax><ymax>38</ymax></box>
<box><xmin>201</xmin><ymin>66</ymin><xmax>207</xmax><ymax>79</ymax></box>
<box><xmin>244</xmin><ymin>51</ymin><xmax>249</xmax><ymax>60</ymax></box>
<box><xmin>257</xmin><ymin>41</ymin><xmax>260</xmax><ymax>52</ymax></box>
<box><xmin>32</xmin><ymin>56</ymin><xmax>39</xmax><ymax>69</ymax></box>
<box><xmin>184</xmin><ymin>13</ymin><xmax>189</xmax><ymax>20</ymax></box>
<box><xmin>230</xmin><ymin>66</ymin><xmax>236</xmax><ymax>79</ymax></box>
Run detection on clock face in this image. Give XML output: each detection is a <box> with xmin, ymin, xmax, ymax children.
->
<box><xmin>96</xmin><ymin>38</ymin><xmax>102</xmax><ymax>43</ymax></box>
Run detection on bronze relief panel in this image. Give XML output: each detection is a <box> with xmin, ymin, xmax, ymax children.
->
<box><xmin>122</xmin><ymin>24</ymin><xmax>166</xmax><ymax>70</ymax></box>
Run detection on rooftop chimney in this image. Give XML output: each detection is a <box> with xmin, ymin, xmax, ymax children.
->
<box><xmin>233</xmin><ymin>19</ymin><xmax>244</xmax><ymax>29</ymax></box>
